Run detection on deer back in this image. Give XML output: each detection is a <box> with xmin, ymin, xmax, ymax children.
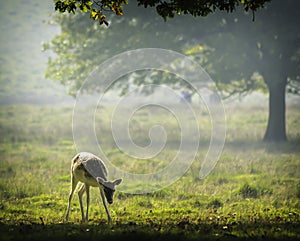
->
<box><xmin>72</xmin><ymin>152</ymin><xmax>108</xmax><ymax>186</ymax></box>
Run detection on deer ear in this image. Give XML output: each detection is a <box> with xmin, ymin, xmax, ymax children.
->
<box><xmin>96</xmin><ymin>177</ymin><xmax>106</xmax><ymax>186</ymax></box>
<box><xmin>113</xmin><ymin>178</ymin><xmax>122</xmax><ymax>186</ymax></box>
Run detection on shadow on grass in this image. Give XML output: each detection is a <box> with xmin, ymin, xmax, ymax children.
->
<box><xmin>224</xmin><ymin>138</ymin><xmax>300</xmax><ymax>155</ymax></box>
<box><xmin>0</xmin><ymin>221</ymin><xmax>299</xmax><ymax>241</ymax></box>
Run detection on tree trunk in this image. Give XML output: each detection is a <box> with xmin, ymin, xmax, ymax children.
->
<box><xmin>263</xmin><ymin>80</ymin><xmax>287</xmax><ymax>142</ymax></box>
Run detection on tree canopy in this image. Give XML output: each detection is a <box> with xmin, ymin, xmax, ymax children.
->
<box><xmin>46</xmin><ymin>0</ymin><xmax>299</xmax><ymax>98</ymax></box>
<box><xmin>54</xmin><ymin>0</ymin><xmax>271</xmax><ymax>25</ymax></box>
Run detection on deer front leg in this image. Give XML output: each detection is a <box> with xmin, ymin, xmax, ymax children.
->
<box><xmin>85</xmin><ymin>185</ymin><xmax>90</xmax><ymax>221</ymax></box>
<box><xmin>78</xmin><ymin>184</ymin><xmax>86</xmax><ymax>222</ymax></box>
<box><xmin>100</xmin><ymin>188</ymin><xmax>112</xmax><ymax>223</ymax></box>
<box><xmin>65</xmin><ymin>176</ymin><xmax>78</xmax><ymax>221</ymax></box>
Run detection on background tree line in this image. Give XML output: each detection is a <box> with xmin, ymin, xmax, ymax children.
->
<box><xmin>45</xmin><ymin>0</ymin><xmax>300</xmax><ymax>142</ymax></box>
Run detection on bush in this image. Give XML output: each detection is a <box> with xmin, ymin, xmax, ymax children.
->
<box><xmin>239</xmin><ymin>183</ymin><xmax>259</xmax><ymax>198</ymax></box>
<box><xmin>207</xmin><ymin>199</ymin><xmax>223</xmax><ymax>208</ymax></box>
<box><xmin>297</xmin><ymin>183</ymin><xmax>300</xmax><ymax>199</ymax></box>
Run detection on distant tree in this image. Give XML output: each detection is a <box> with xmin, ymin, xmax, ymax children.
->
<box><xmin>46</xmin><ymin>0</ymin><xmax>300</xmax><ymax>142</ymax></box>
<box><xmin>48</xmin><ymin>0</ymin><xmax>271</xmax><ymax>94</ymax></box>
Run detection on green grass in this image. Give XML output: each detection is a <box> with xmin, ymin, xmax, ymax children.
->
<box><xmin>0</xmin><ymin>103</ymin><xmax>299</xmax><ymax>241</ymax></box>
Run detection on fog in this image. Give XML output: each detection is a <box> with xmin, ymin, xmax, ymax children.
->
<box><xmin>0</xmin><ymin>0</ymin><xmax>70</xmax><ymax>105</ymax></box>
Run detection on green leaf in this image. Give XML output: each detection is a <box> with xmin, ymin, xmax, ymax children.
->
<box><xmin>90</xmin><ymin>9</ymin><xmax>99</xmax><ymax>20</ymax></box>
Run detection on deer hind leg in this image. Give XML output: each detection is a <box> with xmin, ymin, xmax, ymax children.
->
<box><xmin>100</xmin><ymin>187</ymin><xmax>112</xmax><ymax>223</ymax></box>
<box><xmin>78</xmin><ymin>183</ymin><xmax>86</xmax><ymax>222</ymax></box>
<box><xmin>65</xmin><ymin>175</ymin><xmax>78</xmax><ymax>221</ymax></box>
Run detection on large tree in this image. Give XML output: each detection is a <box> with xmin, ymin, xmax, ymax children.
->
<box><xmin>45</xmin><ymin>0</ymin><xmax>300</xmax><ymax>142</ymax></box>
<box><xmin>183</xmin><ymin>0</ymin><xmax>300</xmax><ymax>142</ymax></box>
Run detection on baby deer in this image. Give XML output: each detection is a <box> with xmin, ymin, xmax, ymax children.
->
<box><xmin>65</xmin><ymin>152</ymin><xmax>122</xmax><ymax>223</ymax></box>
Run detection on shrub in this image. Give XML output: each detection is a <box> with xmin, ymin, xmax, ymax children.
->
<box><xmin>207</xmin><ymin>199</ymin><xmax>223</xmax><ymax>208</ymax></box>
<box><xmin>239</xmin><ymin>183</ymin><xmax>258</xmax><ymax>198</ymax></box>
<box><xmin>297</xmin><ymin>183</ymin><xmax>300</xmax><ymax>199</ymax></box>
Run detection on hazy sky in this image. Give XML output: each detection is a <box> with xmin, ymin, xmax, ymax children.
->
<box><xmin>0</xmin><ymin>0</ymin><xmax>65</xmax><ymax>104</ymax></box>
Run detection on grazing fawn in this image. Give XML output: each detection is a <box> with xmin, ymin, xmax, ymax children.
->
<box><xmin>65</xmin><ymin>152</ymin><xmax>122</xmax><ymax>223</ymax></box>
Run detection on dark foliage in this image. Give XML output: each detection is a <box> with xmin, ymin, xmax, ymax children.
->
<box><xmin>54</xmin><ymin>0</ymin><xmax>271</xmax><ymax>23</ymax></box>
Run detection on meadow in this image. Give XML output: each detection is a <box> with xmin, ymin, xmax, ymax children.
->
<box><xmin>0</xmin><ymin>102</ymin><xmax>299</xmax><ymax>241</ymax></box>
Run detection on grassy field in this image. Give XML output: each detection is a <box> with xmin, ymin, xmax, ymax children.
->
<box><xmin>0</xmin><ymin>102</ymin><xmax>299</xmax><ymax>241</ymax></box>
